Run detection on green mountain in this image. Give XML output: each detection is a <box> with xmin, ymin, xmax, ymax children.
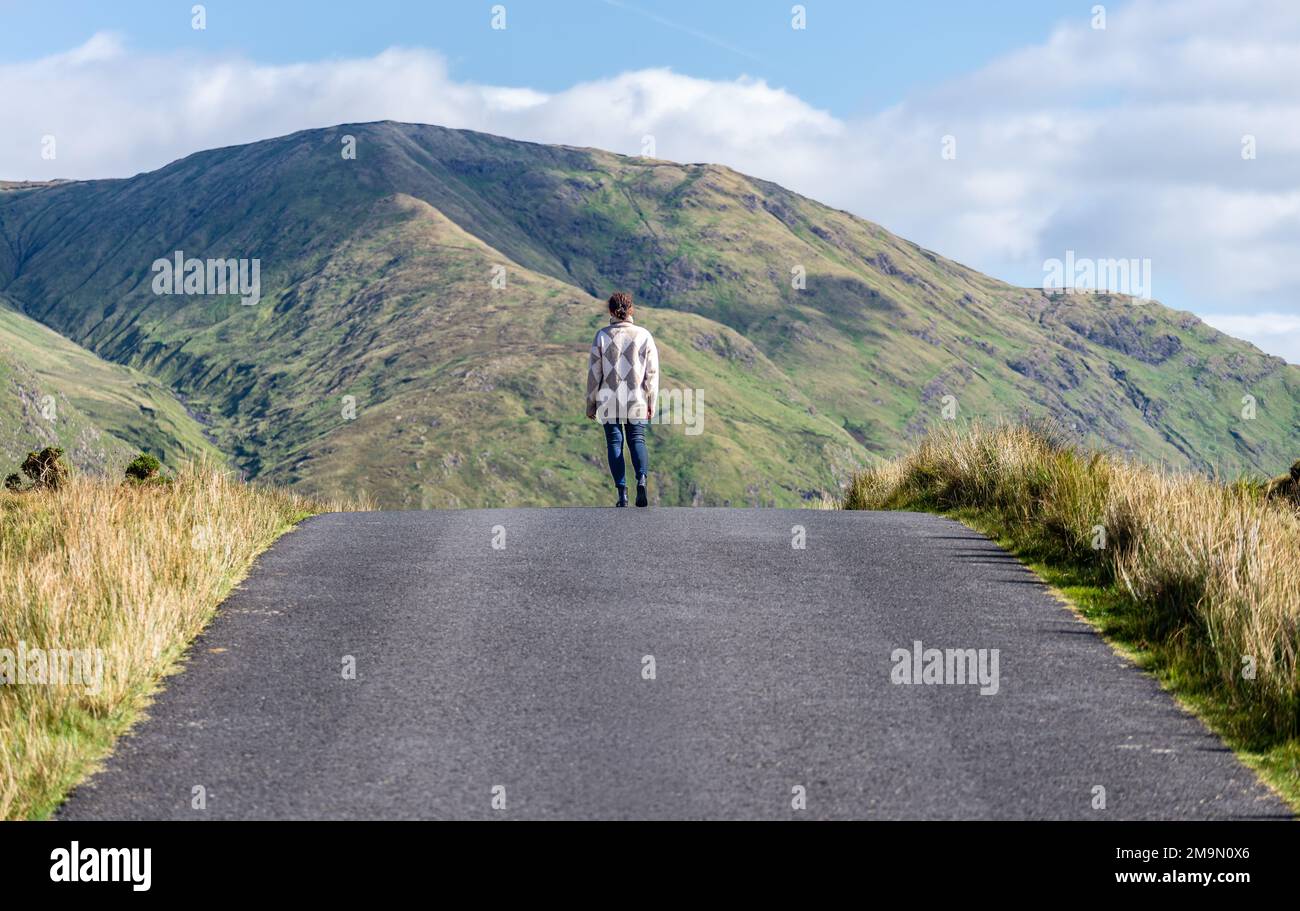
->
<box><xmin>0</xmin><ymin>296</ymin><xmax>221</xmax><ymax>476</ymax></box>
<box><xmin>0</xmin><ymin>122</ymin><xmax>1295</xmax><ymax>506</ymax></box>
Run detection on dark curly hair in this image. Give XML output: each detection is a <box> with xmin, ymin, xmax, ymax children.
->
<box><xmin>608</xmin><ymin>291</ymin><xmax>634</xmax><ymax>321</ymax></box>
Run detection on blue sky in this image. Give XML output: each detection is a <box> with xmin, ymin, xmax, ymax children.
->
<box><xmin>0</xmin><ymin>0</ymin><xmax>1090</xmax><ymax>116</ymax></box>
<box><xmin>2</xmin><ymin>0</ymin><xmax>1298</xmax><ymax>361</ymax></box>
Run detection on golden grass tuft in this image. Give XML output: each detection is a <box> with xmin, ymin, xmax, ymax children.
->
<box><xmin>0</xmin><ymin>463</ymin><xmax>354</xmax><ymax>819</ymax></box>
<box><xmin>844</xmin><ymin>422</ymin><xmax>1300</xmax><ymax>744</ymax></box>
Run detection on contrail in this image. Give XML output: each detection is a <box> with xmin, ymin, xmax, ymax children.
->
<box><xmin>597</xmin><ymin>0</ymin><xmax>766</xmax><ymax>63</ymax></box>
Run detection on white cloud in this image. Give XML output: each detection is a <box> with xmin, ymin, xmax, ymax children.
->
<box><xmin>1202</xmin><ymin>313</ymin><xmax>1300</xmax><ymax>364</ymax></box>
<box><xmin>3</xmin><ymin>0</ymin><xmax>1298</xmax><ymax>362</ymax></box>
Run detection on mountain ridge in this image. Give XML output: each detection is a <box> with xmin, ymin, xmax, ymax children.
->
<box><xmin>0</xmin><ymin>121</ymin><xmax>1294</xmax><ymax>506</ymax></box>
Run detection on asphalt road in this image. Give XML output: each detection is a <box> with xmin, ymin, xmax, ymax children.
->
<box><xmin>60</xmin><ymin>509</ymin><xmax>1290</xmax><ymax>820</ymax></box>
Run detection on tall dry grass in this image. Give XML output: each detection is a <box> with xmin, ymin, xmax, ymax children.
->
<box><xmin>0</xmin><ymin>464</ymin><xmax>348</xmax><ymax>819</ymax></box>
<box><xmin>844</xmin><ymin>423</ymin><xmax>1300</xmax><ymax>743</ymax></box>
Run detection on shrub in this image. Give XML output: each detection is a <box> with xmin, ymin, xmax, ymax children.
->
<box><xmin>124</xmin><ymin>452</ymin><xmax>163</xmax><ymax>483</ymax></box>
<box><xmin>19</xmin><ymin>447</ymin><xmax>67</xmax><ymax>490</ymax></box>
<box><xmin>1264</xmin><ymin>459</ymin><xmax>1300</xmax><ymax>506</ymax></box>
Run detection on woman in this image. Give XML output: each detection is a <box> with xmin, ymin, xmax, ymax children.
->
<box><xmin>585</xmin><ymin>291</ymin><xmax>659</xmax><ymax>507</ymax></box>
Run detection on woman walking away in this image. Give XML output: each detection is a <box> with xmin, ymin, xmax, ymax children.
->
<box><xmin>586</xmin><ymin>291</ymin><xmax>659</xmax><ymax>507</ymax></box>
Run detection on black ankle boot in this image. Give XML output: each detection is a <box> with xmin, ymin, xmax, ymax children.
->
<box><xmin>616</xmin><ymin>487</ymin><xmax>628</xmax><ymax>507</ymax></box>
<box><xmin>635</xmin><ymin>481</ymin><xmax>648</xmax><ymax>508</ymax></box>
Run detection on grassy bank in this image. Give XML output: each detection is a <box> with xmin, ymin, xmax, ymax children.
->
<box><xmin>0</xmin><ymin>465</ymin><xmax>348</xmax><ymax>819</ymax></box>
<box><xmin>843</xmin><ymin>423</ymin><xmax>1300</xmax><ymax>807</ymax></box>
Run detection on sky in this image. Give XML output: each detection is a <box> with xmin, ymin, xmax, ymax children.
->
<box><xmin>2</xmin><ymin>0</ymin><xmax>1298</xmax><ymax>362</ymax></box>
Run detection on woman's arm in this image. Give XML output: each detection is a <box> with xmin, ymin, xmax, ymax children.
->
<box><xmin>642</xmin><ymin>334</ymin><xmax>659</xmax><ymax>419</ymax></box>
<box><xmin>585</xmin><ymin>332</ymin><xmax>604</xmax><ymax>420</ymax></box>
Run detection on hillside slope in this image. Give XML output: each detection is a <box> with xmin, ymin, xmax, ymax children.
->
<box><xmin>0</xmin><ymin>122</ymin><xmax>1294</xmax><ymax>505</ymax></box>
<box><xmin>0</xmin><ymin>299</ymin><xmax>220</xmax><ymax>475</ymax></box>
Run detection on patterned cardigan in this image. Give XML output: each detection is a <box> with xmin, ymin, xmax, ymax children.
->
<box><xmin>585</xmin><ymin>317</ymin><xmax>660</xmax><ymax>422</ymax></box>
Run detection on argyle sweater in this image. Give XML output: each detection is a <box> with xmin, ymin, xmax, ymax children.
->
<box><xmin>585</xmin><ymin>317</ymin><xmax>660</xmax><ymax>421</ymax></box>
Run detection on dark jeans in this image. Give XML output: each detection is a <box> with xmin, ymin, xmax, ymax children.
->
<box><xmin>602</xmin><ymin>421</ymin><xmax>648</xmax><ymax>488</ymax></box>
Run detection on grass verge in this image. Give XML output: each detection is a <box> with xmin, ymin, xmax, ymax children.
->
<box><xmin>0</xmin><ymin>463</ymin><xmax>354</xmax><ymax>819</ymax></box>
<box><xmin>843</xmin><ymin>422</ymin><xmax>1300</xmax><ymax>811</ymax></box>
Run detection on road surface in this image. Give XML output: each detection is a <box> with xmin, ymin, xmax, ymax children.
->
<box><xmin>60</xmin><ymin>509</ymin><xmax>1290</xmax><ymax>820</ymax></box>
